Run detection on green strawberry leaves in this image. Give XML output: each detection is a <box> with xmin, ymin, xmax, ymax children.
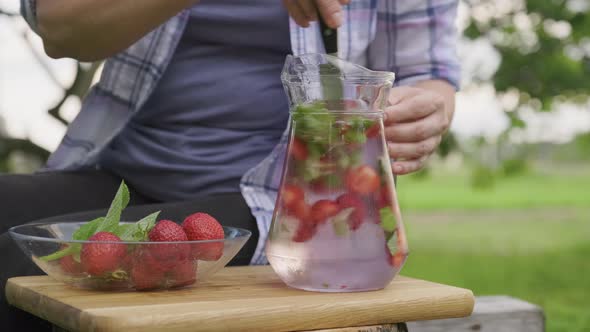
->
<box><xmin>39</xmin><ymin>181</ymin><xmax>159</xmax><ymax>262</ymax></box>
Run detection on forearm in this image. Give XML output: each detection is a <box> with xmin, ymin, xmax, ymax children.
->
<box><xmin>36</xmin><ymin>0</ymin><xmax>197</xmax><ymax>61</ymax></box>
<box><xmin>413</xmin><ymin>79</ymin><xmax>456</xmax><ymax>126</ymax></box>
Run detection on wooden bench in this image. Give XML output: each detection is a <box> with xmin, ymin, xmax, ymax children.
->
<box><xmin>408</xmin><ymin>296</ymin><xmax>545</xmax><ymax>332</ymax></box>
<box><xmin>312</xmin><ymin>297</ymin><xmax>545</xmax><ymax>332</ymax></box>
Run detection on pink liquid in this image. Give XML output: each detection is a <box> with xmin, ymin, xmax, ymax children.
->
<box><xmin>266</xmin><ymin>222</ymin><xmax>398</xmax><ymax>292</ymax></box>
<box><xmin>267</xmin><ymin>127</ymin><xmax>406</xmax><ymax>292</ymax></box>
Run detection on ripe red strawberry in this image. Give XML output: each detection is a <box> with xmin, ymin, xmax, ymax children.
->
<box><xmin>377</xmin><ymin>185</ymin><xmax>391</xmax><ymax>209</ymax></box>
<box><xmin>148</xmin><ymin>220</ymin><xmax>190</xmax><ymax>268</ymax></box>
<box><xmin>81</xmin><ymin>232</ymin><xmax>127</xmax><ymax>276</ymax></box>
<box><xmin>149</xmin><ymin>220</ymin><xmax>189</xmax><ymax>242</ymax></box>
<box><xmin>289</xmin><ymin>137</ymin><xmax>308</xmax><ymax>161</ymax></box>
<box><xmin>182</xmin><ymin>213</ymin><xmax>224</xmax><ymax>261</ymax></box>
<box><xmin>292</xmin><ymin>221</ymin><xmax>317</xmax><ymax>242</ymax></box>
<box><xmin>281</xmin><ymin>184</ymin><xmax>304</xmax><ymax>211</ymax></box>
<box><xmin>337</xmin><ymin>193</ymin><xmax>366</xmax><ymax>230</ymax></box>
<box><xmin>310</xmin><ymin>199</ymin><xmax>341</xmax><ymax>224</ymax></box>
<box><xmin>169</xmin><ymin>260</ymin><xmax>197</xmax><ymax>288</ymax></box>
<box><xmin>365</xmin><ymin>122</ymin><xmax>380</xmax><ymax>138</ymax></box>
<box><xmin>131</xmin><ymin>260</ymin><xmax>164</xmax><ymax>290</ymax></box>
<box><xmin>392</xmin><ymin>252</ymin><xmax>405</xmax><ymax>268</ymax></box>
<box><xmin>60</xmin><ymin>255</ymin><xmax>83</xmax><ymax>275</ymax></box>
<box><xmin>133</xmin><ymin>245</ymin><xmax>169</xmax><ymax>273</ymax></box>
<box><xmin>345</xmin><ymin>165</ymin><xmax>380</xmax><ymax>195</ymax></box>
<box><xmin>120</xmin><ymin>251</ymin><xmax>135</xmax><ymax>272</ymax></box>
<box><xmin>290</xmin><ymin>199</ymin><xmax>311</xmax><ymax>222</ymax></box>
<box><xmin>386</xmin><ymin>246</ymin><xmax>406</xmax><ymax>269</ymax></box>
<box><xmin>308</xmin><ymin>179</ymin><xmax>328</xmax><ymax>194</ymax></box>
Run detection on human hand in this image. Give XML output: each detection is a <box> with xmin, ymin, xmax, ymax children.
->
<box><xmin>384</xmin><ymin>86</ymin><xmax>451</xmax><ymax>175</ymax></box>
<box><xmin>282</xmin><ymin>0</ymin><xmax>350</xmax><ymax>28</ymax></box>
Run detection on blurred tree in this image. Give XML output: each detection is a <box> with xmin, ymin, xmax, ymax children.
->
<box><xmin>0</xmin><ymin>115</ymin><xmax>49</xmax><ymax>172</ymax></box>
<box><xmin>2</xmin><ymin>1</ymin><xmax>589</xmax><ymax>174</ymax></box>
<box><xmin>0</xmin><ymin>7</ymin><xmax>101</xmax><ymax>172</ymax></box>
<box><xmin>463</xmin><ymin>0</ymin><xmax>590</xmax><ymax>110</ymax></box>
<box><xmin>413</xmin><ymin>0</ymin><xmax>589</xmax><ymax>180</ymax></box>
<box><xmin>456</xmin><ymin>0</ymin><xmax>589</xmax><ymax>185</ymax></box>
<box><xmin>573</xmin><ymin>132</ymin><xmax>590</xmax><ymax>159</ymax></box>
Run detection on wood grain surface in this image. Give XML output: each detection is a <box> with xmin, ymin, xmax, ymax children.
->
<box><xmin>6</xmin><ymin>266</ymin><xmax>474</xmax><ymax>332</ymax></box>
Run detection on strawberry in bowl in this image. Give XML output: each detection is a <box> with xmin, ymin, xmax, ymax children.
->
<box><xmin>183</xmin><ymin>213</ymin><xmax>225</xmax><ymax>261</ymax></box>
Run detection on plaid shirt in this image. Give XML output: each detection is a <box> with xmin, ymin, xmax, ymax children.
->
<box><xmin>21</xmin><ymin>0</ymin><xmax>460</xmax><ymax>265</ymax></box>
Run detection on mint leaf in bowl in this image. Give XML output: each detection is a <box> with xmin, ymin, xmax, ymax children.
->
<box><xmin>95</xmin><ymin>181</ymin><xmax>130</xmax><ymax>233</ymax></box>
<box><xmin>116</xmin><ymin>211</ymin><xmax>159</xmax><ymax>241</ymax></box>
<box><xmin>38</xmin><ymin>181</ymin><xmax>158</xmax><ymax>262</ymax></box>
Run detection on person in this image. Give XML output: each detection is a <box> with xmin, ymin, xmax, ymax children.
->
<box><xmin>2</xmin><ymin>0</ymin><xmax>460</xmax><ymax>329</ymax></box>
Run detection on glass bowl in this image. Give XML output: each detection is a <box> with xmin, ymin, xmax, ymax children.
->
<box><xmin>9</xmin><ymin>222</ymin><xmax>251</xmax><ymax>291</ymax></box>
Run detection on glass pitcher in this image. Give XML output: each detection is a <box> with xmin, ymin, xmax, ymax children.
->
<box><xmin>266</xmin><ymin>54</ymin><xmax>409</xmax><ymax>292</ymax></box>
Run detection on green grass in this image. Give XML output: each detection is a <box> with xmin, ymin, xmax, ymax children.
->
<box><xmin>393</xmin><ymin>168</ymin><xmax>590</xmax><ymax>332</ymax></box>
<box><xmin>403</xmin><ymin>243</ymin><xmax>590</xmax><ymax>332</ymax></box>
<box><xmin>396</xmin><ymin>170</ymin><xmax>590</xmax><ymax>211</ymax></box>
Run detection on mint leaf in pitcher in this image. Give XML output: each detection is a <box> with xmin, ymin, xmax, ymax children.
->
<box><xmin>332</xmin><ymin>208</ymin><xmax>354</xmax><ymax>237</ymax></box>
<box><xmin>379</xmin><ymin>206</ymin><xmax>397</xmax><ymax>233</ymax></box>
<box><xmin>292</xmin><ymin>103</ymin><xmax>337</xmax><ymax>144</ymax></box>
<box><xmin>343</xmin><ymin>117</ymin><xmax>375</xmax><ymax>144</ymax></box>
<box><xmin>386</xmin><ymin>231</ymin><xmax>398</xmax><ymax>255</ymax></box>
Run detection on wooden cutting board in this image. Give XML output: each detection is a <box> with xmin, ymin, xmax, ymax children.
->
<box><xmin>6</xmin><ymin>266</ymin><xmax>474</xmax><ymax>332</ymax></box>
